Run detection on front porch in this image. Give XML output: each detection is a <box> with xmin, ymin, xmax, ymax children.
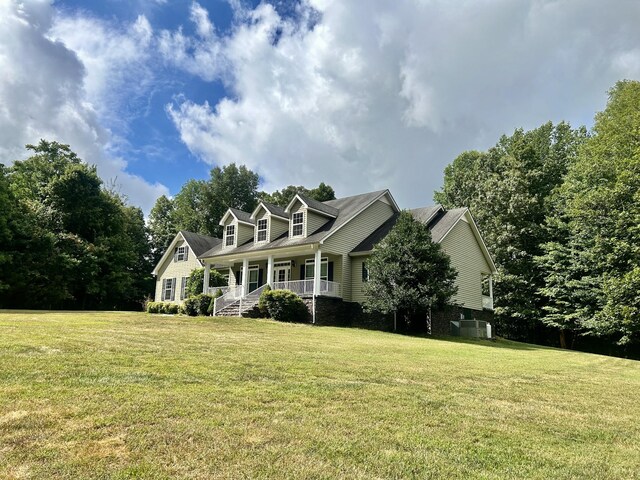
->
<box><xmin>204</xmin><ymin>249</ymin><xmax>343</xmax><ymax>317</ymax></box>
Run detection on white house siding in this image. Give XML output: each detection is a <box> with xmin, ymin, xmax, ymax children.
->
<box><xmin>154</xmin><ymin>239</ymin><xmax>202</xmax><ymax>303</ymax></box>
<box><xmin>269</xmin><ymin>217</ymin><xmax>289</xmax><ymax>242</ymax></box>
<box><xmin>439</xmin><ymin>217</ymin><xmax>492</xmax><ymax>310</ymax></box>
<box><xmin>323</xmin><ymin>199</ymin><xmax>395</xmax><ymax>300</ymax></box>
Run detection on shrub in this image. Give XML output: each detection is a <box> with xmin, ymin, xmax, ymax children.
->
<box><xmin>258</xmin><ymin>288</ymin><xmax>308</xmax><ymax>323</ymax></box>
<box><xmin>182</xmin><ymin>297</ymin><xmax>199</xmax><ymax>316</ymax></box>
<box><xmin>147</xmin><ymin>301</ymin><xmax>179</xmax><ymax>315</ymax></box>
<box><xmin>186</xmin><ymin>268</ymin><xmax>230</xmax><ymax>297</ymax></box>
<box><xmin>183</xmin><ymin>293</ymin><xmax>215</xmax><ymax>316</ymax></box>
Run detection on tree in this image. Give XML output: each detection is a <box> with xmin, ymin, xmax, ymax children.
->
<box><xmin>259</xmin><ymin>182</ymin><xmax>336</xmax><ymax>207</ymax></box>
<box><xmin>206</xmin><ymin>164</ymin><xmax>260</xmax><ymax>236</ymax></box>
<box><xmin>185</xmin><ymin>268</ymin><xmax>228</xmax><ymax>297</ymax></box>
<box><xmin>362</xmin><ymin>211</ymin><xmax>457</xmax><ymax>330</ymax></box>
<box><xmin>549</xmin><ymin>80</ymin><xmax>640</xmax><ymax>346</ymax></box>
<box><xmin>434</xmin><ymin>122</ymin><xmax>587</xmax><ymax>342</ymax></box>
<box><xmin>148</xmin><ymin>195</ymin><xmax>177</xmax><ymax>265</ymax></box>
<box><xmin>172</xmin><ymin>180</ymin><xmax>209</xmax><ymax>235</ymax></box>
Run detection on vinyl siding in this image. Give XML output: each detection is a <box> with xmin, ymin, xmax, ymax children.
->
<box><xmin>439</xmin><ymin>217</ymin><xmax>492</xmax><ymax>310</ymax></box>
<box><xmin>350</xmin><ymin>255</ymin><xmax>368</xmax><ymax>303</ymax></box>
<box><xmin>154</xmin><ymin>240</ymin><xmax>202</xmax><ymax>303</ymax></box>
<box><xmin>270</xmin><ymin>216</ymin><xmax>289</xmax><ymax>242</ymax></box>
<box><xmin>323</xmin><ymin>198</ymin><xmax>394</xmax><ymax>301</ymax></box>
<box><xmin>307</xmin><ymin>211</ymin><xmax>328</xmax><ymax>235</ymax></box>
<box><xmin>237</xmin><ymin>223</ymin><xmax>254</xmax><ymax>247</ymax></box>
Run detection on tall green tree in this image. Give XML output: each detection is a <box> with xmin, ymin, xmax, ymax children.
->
<box><xmin>172</xmin><ymin>179</ymin><xmax>209</xmax><ymax>234</ymax></box>
<box><xmin>259</xmin><ymin>182</ymin><xmax>336</xmax><ymax>207</ymax></box>
<box><xmin>435</xmin><ymin>122</ymin><xmax>587</xmax><ymax>342</ymax></box>
<box><xmin>148</xmin><ymin>195</ymin><xmax>177</xmax><ymax>265</ymax></box>
<box><xmin>545</xmin><ymin>80</ymin><xmax>640</xmax><ymax>346</ymax></box>
<box><xmin>362</xmin><ymin>211</ymin><xmax>457</xmax><ymax>330</ymax></box>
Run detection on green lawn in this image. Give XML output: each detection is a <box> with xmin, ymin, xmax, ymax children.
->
<box><xmin>0</xmin><ymin>312</ymin><xmax>639</xmax><ymax>479</ymax></box>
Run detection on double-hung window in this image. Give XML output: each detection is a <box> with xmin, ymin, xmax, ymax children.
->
<box><xmin>256</xmin><ymin>219</ymin><xmax>268</xmax><ymax>242</ymax></box>
<box><xmin>175</xmin><ymin>246</ymin><xmax>187</xmax><ymax>261</ymax></box>
<box><xmin>292</xmin><ymin>212</ymin><xmax>304</xmax><ymax>237</ymax></box>
<box><xmin>225</xmin><ymin>225</ymin><xmax>235</xmax><ymax>246</ymax></box>
<box><xmin>180</xmin><ymin>276</ymin><xmax>188</xmax><ymax>300</ymax></box>
<box><xmin>163</xmin><ymin>278</ymin><xmax>175</xmax><ymax>301</ymax></box>
<box><xmin>305</xmin><ymin>257</ymin><xmax>328</xmax><ymax>280</ymax></box>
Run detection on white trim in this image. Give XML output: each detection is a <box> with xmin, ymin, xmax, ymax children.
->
<box><xmin>284</xmin><ymin>194</ymin><xmax>338</xmax><ymax>218</ymax></box>
<box><xmin>250</xmin><ymin>202</ymin><xmax>288</xmax><ymax>220</ymax></box>
<box><xmin>291</xmin><ymin>211</ymin><xmax>305</xmax><ymax>237</ymax></box>
<box><xmin>256</xmin><ymin>218</ymin><xmax>268</xmax><ymax>243</ymax></box>
<box><xmin>219</xmin><ymin>208</ymin><xmax>255</xmax><ymax>227</ymax></box>
<box><xmin>320</xmin><ymin>190</ymin><xmax>399</xmax><ymax>245</ymax></box>
<box><xmin>152</xmin><ymin>232</ymin><xmax>186</xmax><ymax>275</ymax></box>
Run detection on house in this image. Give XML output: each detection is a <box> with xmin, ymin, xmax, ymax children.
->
<box><xmin>151</xmin><ymin>231</ymin><xmax>221</xmax><ymax>303</ymax></box>
<box><xmin>152</xmin><ymin>189</ymin><xmax>497</xmax><ymax>331</ymax></box>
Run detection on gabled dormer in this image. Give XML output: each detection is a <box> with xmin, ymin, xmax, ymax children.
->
<box><xmin>250</xmin><ymin>201</ymin><xmax>289</xmax><ymax>244</ymax></box>
<box><xmin>284</xmin><ymin>193</ymin><xmax>339</xmax><ymax>238</ymax></box>
<box><xmin>219</xmin><ymin>208</ymin><xmax>254</xmax><ymax>249</ymax></box>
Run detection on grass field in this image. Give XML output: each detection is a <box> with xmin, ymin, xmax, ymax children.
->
<box><xmin>1</xmin><ymin>311</ymin><xmax>639</xmax><ymax>479</ymax></box>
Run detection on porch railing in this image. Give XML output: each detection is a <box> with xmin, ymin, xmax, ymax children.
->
<box><xmin>272</xmin><ymin>280</ymin><xmax>341</xmax><ymax>298</ymax></box>
<box><xmin>207</xmin><ymin>286</ymin><xmax>230</xmax><ymax>296</ymax></box>
<box><xmin>213</xmin><ymin>286</ymin><xmax>244</xmax><ymax>315</ymax></box>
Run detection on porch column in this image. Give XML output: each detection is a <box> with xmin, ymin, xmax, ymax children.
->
<box><xmin>313</xmin><ymin>249</ymin><xmax>322</xmax><ymax>295</ymax></box>
<box><xmin>267</xmin><ymin>255</ymin><xmax>274</xmax><ymax>287</ymax></box>
<box><xmin>203</xmin><ymin>263</ymin><xmax>210</xmax><ymax>294</ymax></box>
<box><xmin>242</xmin><ymin>258</ymin><xmax>249</xmax><ymax>295</ymax></box>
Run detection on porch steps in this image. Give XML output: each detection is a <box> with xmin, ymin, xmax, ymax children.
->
<box><xmin>214</xmin><ymin>299</ymin><xmax>260</xmax><ymax>317</ymax></box>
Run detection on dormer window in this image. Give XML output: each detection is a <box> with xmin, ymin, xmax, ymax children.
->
<box><xmin>256</xmin><ymin>219</ymin><xmax>268</xmax><ymax>242</ymax></box>
<box><xmin>292</xmin><ymin>212</ymin><xmax>304</xmax><ymax>237</ymax></box>
<box><xmin>225</xmin><ymin>225</ymin><xmax>235</xmax><ymax>246</ymax></box>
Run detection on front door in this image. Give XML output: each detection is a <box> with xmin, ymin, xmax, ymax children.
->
<box><xmin>273</xmin><ymin>264</ymin><xmax>290</xmax><ymax>285</ymax></box>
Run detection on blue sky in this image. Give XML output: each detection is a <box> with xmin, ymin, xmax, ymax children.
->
<box><xmin>1</xmin><ymin>0</ymin><xmax>639</xmax><ymax>213</ymax></box>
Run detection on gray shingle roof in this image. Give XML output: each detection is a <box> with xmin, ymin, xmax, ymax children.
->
<box><xmin>229</xmin><ymin>208</ymin><xmax>254</xmax><ymax>224</ymax></box>
<box><xmin>296</xmin><ymin>192</ymin><xmax>339</xmax><ymax>217</ymax></box>
<box><xmin>180</xmin><ymin>231</ymin><xmax>222</xmax><ymax>257</ymax></box>
<box><xmin>260</xmin><ymin>201</ymin><xmax>288</xmax><ymax>219</ymax></box>
<box><xmin>350</xmin><ymin>206</ymin><xmax>467</xmax><ymax>253</ymax></box>
<box><xmin>199</xmin><ymin>190</ymin><xmax>389</xmax><ymax>258</ymax></box>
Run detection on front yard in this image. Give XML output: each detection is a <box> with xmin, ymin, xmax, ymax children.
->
<box><xmin>1</xmin><ymin>311</ymin><xmax>639</xmax><ymax>479</ymax></box>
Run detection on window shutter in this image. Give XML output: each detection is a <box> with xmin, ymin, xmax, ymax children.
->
<box><xmin>184</xmin><ymin>247</ymin><xmax>189</xmax><ymax>261</ymax></box>
<box><xmin>161</xmin><ymin>279</ymin><xmax>167</xmax><ymax>301</ymax></box>
<box><xmin>328</xmin><ymin>262</ymin><xmax>334</xmax><ymax>282</ymax></box>
<box><xmin>236</xmin><ymin>271</ymin><xmax>242</xmax><ymax>285</ymax></box>
<box><xmin>300</xmin><ymin>265</ymin><xmax>305</xmax><ymax>280</ymax></box>
<box><xmin>170</xmin><ymin>278</ymin><xmax>176</xmax><ymax>301</ymax></box>
<box><xmin>258</xmin><ymin>269</ymin><xmax>264</xmax><ymax>286</ymax></box>
<box><xmin>173</xmin><ymin>247</ymin><xmax>177</xmax><ymax>262</ymax></box>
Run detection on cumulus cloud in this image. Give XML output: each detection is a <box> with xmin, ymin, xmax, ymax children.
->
<box><xmin>0</xmin><ymin>0</ymin><xmax>167</xmax><ymax>213</ymax></box>
<box><xmin>163</xmin><ymin>0</ymin><xmax>640</xmax><ymax>206</ymax></box>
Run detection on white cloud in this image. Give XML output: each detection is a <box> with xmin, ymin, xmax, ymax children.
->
<box><xmin>0</xmin><ymin>0</ymin><xmax>168</xmax><ymax>213</ymax></box>
<box><xmin>163</xmin><ymin>0</ymin><xmax>640</xmax><ymax>206</ymax></box>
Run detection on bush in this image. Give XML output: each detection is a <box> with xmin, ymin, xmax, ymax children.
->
<box><xmin>183</xmin><ymin>293</ymin><xmax>215</xmax><ymax>316</ymax></box>
<box><xmin>146</xmin><ymin>301</ymin><xmax>179</xmax><ymax>315</ymax></box>
<box><xmin>258</xmin><ymin>288</ymin><xmax>308</xmax><ymax>323</ymax></box>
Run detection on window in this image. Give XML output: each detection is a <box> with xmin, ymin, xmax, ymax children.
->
<box><xmin>163</xmin><ymin>278</ymin><xmax>175</xmax><ymax>301</ymax></box>
<box><xmin>225</xmin><ymin>225</ymin><xmax>235</xmax><ymax>246</ymax></box>
<box><xmin>362</xmin><ymin>262</ymin><xmax>369</xmax><ymax>282</ymax></box>
<box><xmin>292</xmin><ymin>212</ymin><xmax>304</xmax><ymax>236</ymax></box>
<box><xmin>256</xmin><ymin>218</ymin><xmax>268</xmax><ymax>242</ymax></box>
<box><xmin>180</xmin><ymin>276</ymin><xmax>188</xmax><ymax>300</ymax></box>
<box><xmin>305</xmin><ymin>257</ymin><xmax>328</xmax><ymax>280</ymax></box>
<box><xmin>175</xmin><ymin>245</ymin><xmax>188</xmax><ymax>261</ymax></box>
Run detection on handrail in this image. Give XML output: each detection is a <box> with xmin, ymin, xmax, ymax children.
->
<box><xmin>272</xmin><ymin>280</ymin><xmax>341</xmax><ymax>298</ymax></box>
<box><xmin>213</xmin><ymin>285</ymin><xmax>244</xmax><ymax>315</ymax></box>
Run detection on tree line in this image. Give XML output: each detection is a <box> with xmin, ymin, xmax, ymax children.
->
<box><xmin>0</xmin><ymin>143</ymin><xmax>335</xmax><ymax>310</ymax></box>
<box><xmin>435</xmin><ymin>80</ymin><xmax>640</xmax><ymax>356</ymax></box>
